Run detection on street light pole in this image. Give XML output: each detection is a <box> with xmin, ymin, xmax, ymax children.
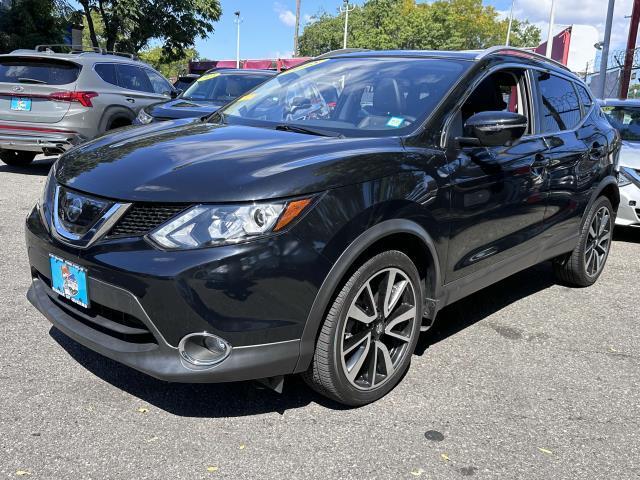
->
<box><xmin>340</xmin><ymin>0</ymin><xmax>355</xmax><ymax>49</ymax></box>
<box><xmin>506</xmin><ymin>0</ymin><xmax>515</xmax><ymax>46</ymax></box>
<box><xmin>545</xmin><ymin>0</ymin><xmax>556</xmax><ymax>58</ymax></box>
<box><xmin>234</xmin><ymin>11</ymin><xmax>241</xmax><ymax>68</ymax></box>
<box><xmin>597</xmin><ymin>0</ymin><xmax>615</xmax><ymax>98</ymax></box>
<box><xmin>293</xmin><ymin>0</ymin><xmax>301</xmax><ymax>56</ymax></box>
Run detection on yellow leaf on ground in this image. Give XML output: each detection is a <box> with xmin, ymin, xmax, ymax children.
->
<box><xmin>16</xmin><ymin>471</ymin><xmax>31</xmax><ymax>476</ymax></box>
<box><xmin>441</xmin><ymin>453</ymin><xmax>450</xmax><ymax>461</ymax></box>
<box><xmin>410</xmin><ymin>468</ymin><xmax>424</xmax><ymax>476</ymax></box>
<box><xmin>137</xmin><ymin>407</ymin><xmax>149</xmax><ymax>414</ymax></box>
<box><xmin>538</xmin><ymin>447</ymin><xmax>553</xmax><ymax>455</ymax></box>
<box><xmin>146</xmin><ymin>436</ymin><xmax>159</xmax><ymax>443</ymax></box>
<box><xmin>239</xmin><ymin>444</ymin><xmax>246</xmax><ymax>450</ymax></box>
<box><xmin>206</xmin><ymin>466</ymin><xmax>219</xmax><ymax>473</ymax></box>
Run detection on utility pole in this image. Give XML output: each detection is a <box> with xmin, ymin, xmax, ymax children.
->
<box><xmin>340</xmin><ymin>0</ymin><xmax>355</xmax><ymax>49</ymax></box>
<box><xmin>545</xmin><ymin>0</ymin><xmax>556</xmax><ymax>58</ymax></box>
<box><xmin>620</xmin><ymin>0</ymin><xmax>640</xmax><ymax>99</ymax></box>
<box><xmin>505</xmin><ymin>0</ymin><xmax>515</xmax><ymax>46</ymax></box>
<box><xmin>234</xmin><ymin>11</ymin><xmax>242</xmax><ymax>68</ymax></box>
<box><xmin>293</xmin><ymin>0</ymin><xmax>301</xmax><ymax>56</ymax></box>
<box><xmin>597</xmin><ymin>0</ymin><xmax>615</xmax><ymax>98</ymax></box>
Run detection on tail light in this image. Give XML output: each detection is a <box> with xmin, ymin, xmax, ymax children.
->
<box><xmin>49</xmin><ymin>91</ymin><xmax>98</xmax><ymax>107</ymax></box>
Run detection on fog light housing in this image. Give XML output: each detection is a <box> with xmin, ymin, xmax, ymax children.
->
<box><xmin>178</xmin><ymin>332</ymin><xmax>231</xmax><ymax>367</ymax></box>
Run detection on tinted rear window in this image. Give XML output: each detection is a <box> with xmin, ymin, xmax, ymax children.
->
<box><xmin>537</xmin><ymin>72</ymin><xmax>581</xmax><ymax>132</ymax></box>
<box><xmin>94</xmin><ymin>63</ymin><xmax>117</xmax><ymax>86</ymax></box>
<box><xmin>0</xmin><ymin>57</ymin><xmax>80</xmax><ymax>85</ymax></box>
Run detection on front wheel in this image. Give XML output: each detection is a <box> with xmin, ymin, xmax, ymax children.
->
<box><xmin>553</xmin><ymin>196</ymin><xmax>614</xmax><ymax>287</ymax></box>
<box><xmin>303</xmin><ymin>250</ymin><xmax>423</xmax><ymax>406</ymax></box>
<box><xmin>0</xmin><ymin>150</ymin><xmax>36</xmax><ymax>167</ymax></box>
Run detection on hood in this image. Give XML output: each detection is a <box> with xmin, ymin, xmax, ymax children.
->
<box><xmin>56</xmin><ymin>121</ymin><xmax>406</xmax><ymax>203</ymax></box>
<box><xmin>619</xmin><ymin>140</ymin><xmax>640</xmax><ymax>169</ymax></box>
<box><xmin>147</xmin><ymin>98</ymin><xmax>225</xmax><ymax>120</ymax></box>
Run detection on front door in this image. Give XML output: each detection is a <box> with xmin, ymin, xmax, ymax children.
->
<box><xmin>445</xmin><ymin>68</ymin><xmax>549</xmax><ymax>282</ymax></box>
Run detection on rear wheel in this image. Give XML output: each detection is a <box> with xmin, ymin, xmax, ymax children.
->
<box><xmin>553</xmin><ymin>196</ymin><xmax>613</xmax><ymax>287</ymax></box>
<box><xmin>0</xmin><ymin>150</ymin><xmax>36</xmax><ymax>167</ymax></box>
<box><xmin>303</xmin><ymin>250</ymin><xmax>423</xmax><ymax>406</ymax></box>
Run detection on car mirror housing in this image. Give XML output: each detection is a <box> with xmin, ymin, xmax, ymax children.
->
<box><xmin>462</xmin><ymin>111</ymin><xmax>528</xmax><ymax>147</ymax></box>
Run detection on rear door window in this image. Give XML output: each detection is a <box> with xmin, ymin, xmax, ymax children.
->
<box><xmin>94</xmin><ymin>63</ymin><xmax>118</xmax><ymax>86</ymax></box>
<box><xmin>0</xmin><ymin>57</ymin><xmax>80</xmax><ymax>85</ymax></box>
<box><xmin>537</xmin><ymin>72</ymin><xmax>581</xmax><ymax>132</ymax></box>
<box><xmin>116</xmin><ymin>64</ymin><xmax>153</xmax><ymax>93</ymax></box>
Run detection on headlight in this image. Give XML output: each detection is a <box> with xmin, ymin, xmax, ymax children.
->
<box><xmin>37</xmin><ymin>165</ymin><xmax>56</xmax><ymax>229</ymax></box>
<box><xmin>136</xmin><ymin>108</ymin><xmax>154</xmax><ymax>124</ymax></box>
<box><xmin>618</xmin><ymin>171</ymin><xmax>632</xmax><ymax>187</ymax></box>
<box><xmin>148</xmin><ymin>198</ymin><xmax>313</xmax><ymax>250</ymax></box>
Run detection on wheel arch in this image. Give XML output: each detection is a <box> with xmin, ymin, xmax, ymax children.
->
<box><xmin>98</xmin><ymin>105</ymin><xmax>136</xmax><ymax>134</ymax></box>
<box><xmin>293</xmin><ymin>219</ymin><xmax>442</xmax><ymax>373</ymax></box>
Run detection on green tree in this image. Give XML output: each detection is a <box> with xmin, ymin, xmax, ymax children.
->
<box><xmin>0</xmin><ymin>0</ymin><xmax>69</xmax><ymax>53</ymax></box>
<box><xmin>299</xmin><ymin>0</ymin><xmax>540</xmax><ymax>57</ymax></box>
<box><xmin>77</xmin><ymin>0</ymin><xmax>222</xmax><ymax>61</ymax></box>
<box><xmin>138</xmin><ymin>46</ymin><xmax>199</xmax><ymax>78</ymax></box>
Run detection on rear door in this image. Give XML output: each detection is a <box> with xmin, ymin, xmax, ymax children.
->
<box><xmin>0</xmin><ymin>56</ymin><xmax>81</xmax><ymax>123</ymax></box>
<box><xmin>114</xmin><ymin>64</ymin><xmax>169</xmax><ymax>110</ymax></box>
<box><xmin>534</xmin><ymin>72</ymin><xmax>604</xmax><ymax>240</ymax></box>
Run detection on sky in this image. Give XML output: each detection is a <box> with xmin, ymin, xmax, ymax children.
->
<box><xmin>196</xmin><ymin>0</ymin><xmax>637</xmax><ymax>61</ymax></box>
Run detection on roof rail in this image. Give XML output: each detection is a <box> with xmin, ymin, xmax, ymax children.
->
<box><xmin>35</xmin><ymin>44</ymin><xmax>103</xmax><ymax>54</ymax></box>
<box><xmin>476</xmin><ymin>46</ymin><xmax>572</xmax><ymax>72</ymax></box>
<box><xmin>103</xmin><ymin>50</ymin><xmax>138</xmax><ymax>60</ymax></box>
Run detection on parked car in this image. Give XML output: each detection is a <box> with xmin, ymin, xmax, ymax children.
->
<box><xmin>0</xmin><ymin>46</ymin><xmax>177</xmax><ymax>166</ymax></box>
<box><xmin>26</xmin><ymin>47</ymin><xmax>620</xmax><ymax>406</ymax></box>
<box><xmin>134</xmin><ymin>69</ymin><xmax>276</xmax><ymax>124</ymax></box>
<box><xmin>172</xmin><ymin>73</ymin><xmax>200</xmax><ymax>92</ymax></box>
<box><xmin>600</xmin><ymin>98</ymin><xmax>640</xmax><ymax>228</ymax></box>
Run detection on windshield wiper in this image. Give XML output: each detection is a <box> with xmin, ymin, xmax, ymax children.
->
<box><xmin>275</xmin><ymin>123</ymin><xmax>344</xmax><ymax>138</ymax></box>
<box><xmin>18</xmin><ymin>77</ymin><xmax>46</xmax><ymax>84</ymax></box>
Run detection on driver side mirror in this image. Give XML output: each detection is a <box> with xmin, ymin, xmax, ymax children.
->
<box><xmin>458</xmin><ymin>111</ymin><xmax>528</xmax><ymax>147</ymax></box>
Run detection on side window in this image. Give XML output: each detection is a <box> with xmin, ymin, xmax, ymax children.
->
<box><xmin>94</xmin><ymin>63</ymin><xmax>117</xmax><ymax>86</ymax></box>
<box><xmin>145</xmin><ymin>69</ymin><xmax>172</xmax><ymax>96</ymax></box>
<box><xmin>449</xmin><ymin>68</ymin><xmax>531</xmax><ymax>139</ymax></box>
<box><xmin>575</xmin><ymin>83</ymin><xmax>593</xmax><ymax>110</ymax></box>
<box><xmin>116</xmin><ymin>64</ymin><xmax>153</xmax><ymax>93</ymax></box>
<box><xmin>537</xmin><ymin>73</ymin><xmax>581</xmax><ymax>132</ymax></box>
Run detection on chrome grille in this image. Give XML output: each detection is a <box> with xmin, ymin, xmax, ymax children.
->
<box><xmin>107</xmin><ymin>204</ymin><xmax>190</xmax><ymax>238</ymax></box>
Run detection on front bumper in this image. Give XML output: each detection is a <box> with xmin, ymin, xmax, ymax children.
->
<box><xmin>25</xmin><ymin>206</ymin><xmax>331</xmax><ymax>382</ymax></box>
<box><xmin>0</xmin><ymin>124</ymin><xmax>85</xmax><ymax>153</ymax></box>
<box><xmin>616</xmin><ymin>183</ymin><xmax>640</xmax><ymax>227</ymax></box>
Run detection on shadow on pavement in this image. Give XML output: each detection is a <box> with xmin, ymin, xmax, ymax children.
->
<box><xmin>613</xmin><ymin>226</ymin><xmax>639</xmax><ymax>244</ymax></box>
<box><xmin>49</xmin><ymin>261</ymin><xmax>558</xmax><ymax>417</ymax></box>
<box><xmin>49</xmin><ymin>327</ymin><xmax>346</xmax><ymax>417</ymax></box>
<box><xmin>0</xmin><ymin>156</ymin><xmax>56</xmax><ymax>176</ymax></box>
<box><xmin>415</xmin><ymin>261</ymin><xmax>556</xmax><ymax>355</ymax></box>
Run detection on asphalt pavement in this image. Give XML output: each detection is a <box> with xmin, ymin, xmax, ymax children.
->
<box><xmin>1</xmin><ymin>156</ymin><xmax>639</xmax><ymax>479</ymax></box>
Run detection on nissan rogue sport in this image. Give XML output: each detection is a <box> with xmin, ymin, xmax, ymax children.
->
<box><xmin>26</xmin><ymin>48</ymin><xmax>620</xmax><ymax>406</ymax></box>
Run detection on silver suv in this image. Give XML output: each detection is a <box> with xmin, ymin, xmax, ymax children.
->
<box><xmin>0</xmin><ymin>45</ymin><xmax>176</xmax><ymax>166</ymax></box>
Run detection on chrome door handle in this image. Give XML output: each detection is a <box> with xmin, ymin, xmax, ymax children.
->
<box><xmin>126</xmin><ymin>98</ymin><xmax>135</xmax><ymax>104</ymax></box>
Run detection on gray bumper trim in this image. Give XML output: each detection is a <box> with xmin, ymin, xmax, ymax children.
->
<box><xmin>27</xmin><ymin>278</ymin><xmax>301</xmax><ymax>383</ymax></box>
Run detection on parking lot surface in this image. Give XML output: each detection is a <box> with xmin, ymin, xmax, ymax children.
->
<box><xmin>1</xmin><ymin>157</ymin><xmax>639</xmax><ymax>479</ymax></box>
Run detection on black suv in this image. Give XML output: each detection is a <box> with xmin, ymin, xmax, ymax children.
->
<box><xmin>26</xmin><ymin>48</ymin><xmax>620</xmax><ymax>406</ymax></box>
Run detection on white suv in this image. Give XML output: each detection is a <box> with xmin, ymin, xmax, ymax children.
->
<box><xmin>0</xmin><ymin>45</ymin><xmax>177</xmax><ymax>166</ymax></box>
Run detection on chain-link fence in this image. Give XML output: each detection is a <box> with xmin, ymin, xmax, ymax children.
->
<box><xmin>584</xmin><ymin>46</ymin><xmax>640</xmax><ymax>99</ymax></box>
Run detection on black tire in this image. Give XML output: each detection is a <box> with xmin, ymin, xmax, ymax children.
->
<box><xmin>0</xmin><ymin>150</ymin><xmax>36</xmax><ymax>167</ymax></box>
<box><xmin>302</xmin><ymin>250</ymin><xmax>423</xmax><ymax>406</ymax></box>
<box><xmin>553</xmin><ymin>196</ymin><xmax>614</xmax><ymax>287</ymax></box>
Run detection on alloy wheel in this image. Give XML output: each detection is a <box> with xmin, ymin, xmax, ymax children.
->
<box><xmin>584</xmin><ymin>206</ymin><xmax>612</xmax><ymax>277</ymax></box>
<box><xmin>339</xmin><ymin>267</ymin><xmax>417</xmax><ymax>390</ymax></box>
